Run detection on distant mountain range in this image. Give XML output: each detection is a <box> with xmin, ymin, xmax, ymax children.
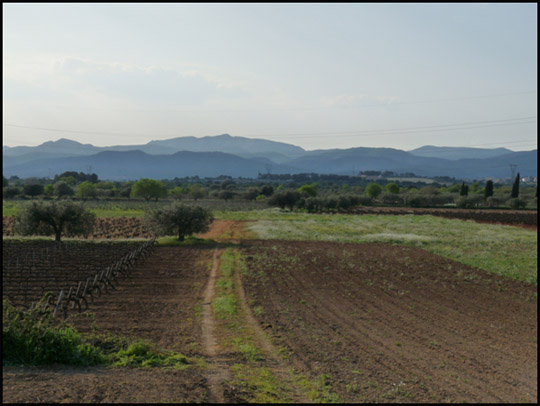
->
<box><xmin>2</xmin><ymin>134</ymin><xmax>537</xmax><ymax>181</ymax></box>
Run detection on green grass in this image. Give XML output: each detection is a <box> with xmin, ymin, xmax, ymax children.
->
<box><xmin>155</xmin><ymin>235</ymin><xmax>216</xmax><ymax>246</ymax></box>
<box><xmin>219</xmin><ymin>210</ymin><xmax>538</xmax><ymax>285</ymax></box>
<box><xmin>3</xmin><ymin>298</ymin><xmax>193</xmax><ymax>369</ymax></box>
<box><xmin>212</xmin><ymin>249</ymin><xmax>307</xmax><ymax>402</ymax></box>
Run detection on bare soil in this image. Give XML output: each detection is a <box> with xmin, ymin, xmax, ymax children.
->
<box><xmin>240</xmin><ymin>240</ymin><xmax>538</xmax><ymax>403</ymax></box>
<box><xmin>3</xmin><ymin>220</ymin><xmax>538</xmax><ymax>403</ymax></box>
<box><xmin>3</xmin><ymin>246</ymin><xmax>215</xmax><ymax>403</ymax></box>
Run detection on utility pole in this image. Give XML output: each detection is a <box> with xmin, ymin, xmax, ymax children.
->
<box><xmin>509</xmin><ymin>164</ymin><xmax>517</xmax><ymax>181</ymax></box>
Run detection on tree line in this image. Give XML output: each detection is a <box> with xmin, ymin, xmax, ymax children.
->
<box><xmin>4</xmin><ymin>171</ymin><xmax>537</xmax><ymax>211</ymax></box>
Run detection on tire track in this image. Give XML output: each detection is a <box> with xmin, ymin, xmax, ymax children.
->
<box><xmin>201</xmin><ymin>248</ymin><xmax>230</xmax><ymax>403</ymax></box>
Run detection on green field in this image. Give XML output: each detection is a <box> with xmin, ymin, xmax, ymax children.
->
<box><xmin>217</xmin><ymin>209</ymin><xmax>538</xmax><ymax>285</ymax></box>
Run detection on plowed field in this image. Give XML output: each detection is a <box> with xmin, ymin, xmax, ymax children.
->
<box><xmin>2</xmin><ymin>220</ymin><xmax>537</xmax><ymax>403</ymax></box>
<box><xmin>3</xmin><ymin>246</ymin><xmax>214</xmax><ymax>403</ymax></box>
<box><xmin>343</xmin><ymin>207</ymin><xmax>537</xmax><ymax>229</ymax></box>
<box><xmin>241</xmin><ymin>240</ymin><xmax>537</xmax><ymax>403</ymax></box>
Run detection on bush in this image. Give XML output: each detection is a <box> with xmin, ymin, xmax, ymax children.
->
<box><xmin>508</xmin><ymin>198</ymin><xmax>527</xmax><ymax>209</ymax></box>
<box><xmin>406</xmin><ymin>195</ymin><xmax>430</xmax><ymax>208</ymax></box>
<box><xmin>3</xmin><ymin>298</ymin><xmax>104</xmax><ymax>366</ymax></box>
<box><xmin>526</xmin><ymin>198</ymin><xmax>537</xmax><ymax>210</ymax></box>
<box><xmin>430</xmin><ymin>193</ymin><xmax>456</xmax><ymax>207</ymax></box>
<box><xmin>486</xmin><ymin>196</ymin><xmax>505</xmax><ymax>208</ymax></box>
<box><xmin>381</xmin><ymin>193</ymin><xmax>405</xmax><ymax>206</ymax></box>
<box><xmin>455</xmin><ymin>195</ymin><xmax>484</xmax><ymax>209</ymax></box>
<box><xmin>3</xmin><ymin>186</ymin><xmax>20</xmax><ymax>199</ymax></box>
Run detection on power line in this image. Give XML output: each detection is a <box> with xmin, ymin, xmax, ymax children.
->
<box><xmin>3</xmin><ymin>116</ymin><xmax>537</xmax><ymax>139</ymax></box>
<box><xmin>247</xmin><ymin>117</ymin><xmax>537</xmax><ymax>138</ymax></box>
<box><xmin>14</xmin><ymin>90</ymin><xmax>537</xmax><ymax>113</ymax></box>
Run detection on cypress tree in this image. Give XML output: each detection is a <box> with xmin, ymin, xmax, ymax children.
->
<box><xmin>459</xmin><ymin>181</ymin><xmax>469</xmax><ymax>196</ymax></box>
<box><xmin>510</xmin><ymin>173</ymin><xmax>520</xmax><ymax>198</ymax></box>
<box><xmin>484</xmin><ymin>180</ymin><xmax>494</xmax><ymax>200</ymax></box>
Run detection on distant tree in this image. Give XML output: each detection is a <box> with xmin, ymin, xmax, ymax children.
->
<box><xmin>3</xmin><ymin>176</ymin><xmax>8</xmax><ymax>187</ymax></box>
<box><xmin>366</xmin><ymin>183</ymin><xmax>383</xmax><ymax>199</ymax></box>
<box><xmin>189</xmin><ymin>184</ymin><xmax>207</xmax><ymax>201</ymax></box>
<box><xmin>220</xmin><ymin>179</ymin><xmax>236</xmax><ymax>190</ymax></box>
<box><xmin>15</xmin><ymin>200</ymin><xmax>95</xmax><ymax>242</ymax></box>
<box><xmin>169</xmin><ymin>186</ymin><xmax>185</xmax><ymax>200</ymax></box>
<box><xmin>260</xmin><ymin>185</ymin><xmax>274</xmax><ymax>197</ymax></box>
<box><xmin>268</xmin><ymin>190</ymin><xmax>302</xmax><ymax>211</ymax></box>
<box><xmin>54</xmin><ymin>171</ymin><xmax>98</xmax><ymax>184</ymax></box>
<box><xmin>59</xmin><ymin>176</ymin><xmax>78</xmax><ymax>186</ymax></box>
<box><xmin>510</xmin><ymin>173</ymin><xmax>520</xmax><ymax>198</ymax></box>
<box><xmin>484</xmin><ymin>180</ymin><xmax>494</xmax><ymax>200</ymax></box>
<box><xmin>119</xmin><ymin>182</ymin><xmax>133</xmax><ymax>198</ymax></box>
<box><xmin>242</xmin><ymin>187</ymin><xmax>260</xmax><ymax>201</ymax></box>
<box><xmin>459</xmin><ymin>181</ymin><xmax>469</xmax><ymax>196</ymax></box>
<box><xmin>298</xmin><ymin>184</ymin><xmax>317</xmax><ymax>197</ymax></box>
<box><xmin>44</xmin><ymin>184</ymin><xmax>54</xmax><ymax>196</ymax></box>
<box><xmin>75</xmin><ymin>181</ymin><xmax>98</xmax><ymax>200</ymax></box>
<box><xmin>470</xmin><ymin>181</ymin><xmax>481</xmax><ymax>194</ymax></box>
<box><xmin>130</xmin><ymin>178</ymin><xmax>167</xmax><ymax>201</ymax></box>
<box><xmin>54</xmin><ymin>181</ymin><xmax>74</xmax><ymax>198</ymax></box>
<box><xmin>23</xmin><ymin>184</ymin><xmax>44</xmax><ymax>198</ymax></box>
<box><xmin>145</xmin><ymin>203</ymin><xmax>214</xmax><ymax>241</ymax></box>
<box><xmin>385</xmin><ymin>182</ymin><xmax>400</xmax><ymax>194</ymax></box>
<box><xmin>218</xmin><ymin>190</ymin><xmax>235</xmax><ymax>201</ymax></box>
<box><xmin>419</xmin><ymin>185</ymin><xmax>439</xmax><ymax>195</ymax></box>
<box><xmin>3</xmin><ymin>186</ymin><xmax>20</xmax><ymax>199</ymax></box>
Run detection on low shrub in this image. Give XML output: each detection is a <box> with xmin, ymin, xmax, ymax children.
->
<box><xmin>2</xmin><ymin>297</ymin><xmax>104</xmax><ymax>366</ymax></box>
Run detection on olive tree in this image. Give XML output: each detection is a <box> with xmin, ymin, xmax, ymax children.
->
<box><xmin>15</xmin><ymin>200</ymin><xmax>96</xmax><ymax>242</ymax></box>
<box><xmin>145</xmin><ymin>203</ymin><xmax>214</xmax><ymax>241</ymax></box>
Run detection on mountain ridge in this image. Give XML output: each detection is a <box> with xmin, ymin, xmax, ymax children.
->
<box><xmin>2</xmin><ymin>134</ymin><xmax>536</xmax><ymax>181</ymax></box>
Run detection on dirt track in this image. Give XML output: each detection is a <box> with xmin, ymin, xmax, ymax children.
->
<box><xmin>241</xmin><ymin>240</ymin><xmax>538</xmax><ymax>403</ymax></box>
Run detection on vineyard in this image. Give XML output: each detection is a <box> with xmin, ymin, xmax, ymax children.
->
<box><xmin>2</xmin><ymin>239</ymin><xmax>155</xmax><ymax>317</ymax></box>
<box><xmin>2</xmin><ymin>216</ymin><xmax>153</xmax><ymax>239</ymax></box>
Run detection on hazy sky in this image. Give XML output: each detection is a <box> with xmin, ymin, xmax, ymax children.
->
<box><xmin>3</xmin><ymin>3</ymin><xmax>537</xmax><ymax>151</ymax></box>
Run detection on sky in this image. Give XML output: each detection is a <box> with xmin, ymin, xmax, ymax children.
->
<box><xmin>2</xmin><ymin>3</ymin><xmax>537</xmax><ymax>151</ymax></box>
